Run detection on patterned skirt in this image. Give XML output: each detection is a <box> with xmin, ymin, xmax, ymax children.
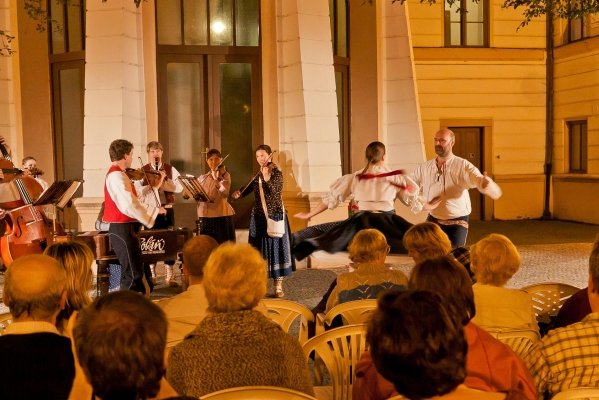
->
<box><xmin>249</xmin><ymin>212</ymin><xmax>293</xmax><ymax>279</ymax></box>
<box><xmin>199</xmin><ymin>216</ymin><xmax>236</xmax><ymax>244</ymax></box>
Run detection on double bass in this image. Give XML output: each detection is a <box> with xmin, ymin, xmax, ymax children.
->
<box><xmin>0</xmin><ymin>145</ymin><xmax>62</xmax><ymax>266</ymax></box>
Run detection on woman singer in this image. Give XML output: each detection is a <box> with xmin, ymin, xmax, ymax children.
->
<box><xmin>232</xmin><ymin>145</ymin><xmax>292</xmax><ymax>298</ymax></box>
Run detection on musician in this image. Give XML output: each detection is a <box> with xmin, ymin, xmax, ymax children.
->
<box><xmin>195</xmin><ymin>149</ymin><xmax>235</xmax><ymax>244</ymax></box>
<box><xmin>22</xmin><ymin>156</ymin><xmax>49</xmax><ymax>192</ymax></box>
<box><xmin>104</xmin><ymin>139</ymin><xmax>166</xmax><ymax>294</ymax></box>
<box><xmin>135</xmin><ymin>141</ymin><xmax>183</xmax><ymax>287</ymax></box>
<box><xmin>0</xmin><ymin>136</ymin><xmax>15</xmax><ymax>216</ymax></box>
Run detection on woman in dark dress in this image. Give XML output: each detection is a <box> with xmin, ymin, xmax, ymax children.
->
<box><xmin>232</xmin><ymin>145</ymin><xmax>292</xmax><ymax>297</ymax></box>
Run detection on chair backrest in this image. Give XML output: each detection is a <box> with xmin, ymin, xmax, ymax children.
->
<box><xmin>302</xmin><ymin>324</ymin><xmax>369</xmax><ymax>400</ymax></box>
<box><xmin>262</xmin><ymin>299</ymin><xmax>315</xmax><ymax>345</ymax></box>
<box><xmin>485</xmin><ymin>329</ymin><xmax>540</xmax><ymax>358</ymax></box>
<box><xmin>522</xmin><ymin>283</ymin><xmax>580</xmax><ymax>324</ymax></box>
<box><xmin>551</xmin><ymin>387</ymin><xmax>599</xmax><ymax>400</ymax></box>
<box><xmin>200</xmin><ymin>386</ymin><xmax>317</xmax><ymax>399</ymax></box>
<box><xmin>324</xmin><ymin>299</ymin><xmax>378</xmax><ymax>326</ymax></box>
<box><xmin>0</xmin><ymin>312</ymin><xmax>12</xmax><ymax>333</ymax></box>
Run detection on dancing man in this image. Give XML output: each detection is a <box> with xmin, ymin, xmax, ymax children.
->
<box><xmin>103</xmin><ymin>139</ymin><xmax>166</xmax><ymax>294</ymax></box>
<box><xmin>410</xmin><ymin>128</ymin><xmax>502</xmax><ymax>247</ymax></box>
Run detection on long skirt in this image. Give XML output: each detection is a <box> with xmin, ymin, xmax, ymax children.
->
<box><xmin>249</xmin><ymin>212</ymin><xmax>293</xmax><ymax>279</ymax></box>
<box><xmin>291</xmin><ymin>211</ymin><xmax>413</xmax><ymax>261</ymax></box>
<box><xmin>199</xmin><ymin>216</ymin><xmax>236</xmax><ymax>244</ymax></box>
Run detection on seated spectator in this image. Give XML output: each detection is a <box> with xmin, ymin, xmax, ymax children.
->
<box><xmin>159</xmin><ymin>235</ymin><xmax>269</xmax><ymax>347</ymax></box>
<box><xmin>167</xmin><ymin>243</ymin><xmax>314</xmax><ymax>398</ymax></box>
<box><xmin>403</xmin><ymin>222</ymin><xmax>474</xmax><ymax>281</ymax></box>
<box><xmin>325</xmin><ymin>229</ymin><xmax>407</xmax><ymax>312</ymax></box>
<box><xmin>551</xmin><ymin>286</ymin><xmax>590</xmax><ymax>330</ymax></box>
<box><xmin>470</xmin><ymin>234</ymin><xmax>538</xmax><ymax>332</ymax></box>
<box><xmin>72</xmin><ymin>291</ymin><xmax>194</xmax><ymax>400</ymax></box>
<box><xmin>0</xmin><ymin>254</ymin><xmax>75</xmax><ymax>399</ymax></box>
<box><xmin>44</xmin><ymin>241</ymin><xmax>94</xmax><ymax>334</ymax></box>
<box><xmin>353</xmin><ymin>256</ymin><xmax>536</xmax><ymax>400</ymax></box>
<box><xmin>368</xmin><ymin>290</ymin><xmax>527</xmax><ymax>400</ymax></box>
<box><xmin>523</xmin><ymin>238</ymin><xmax>599</xmax><ymax>399</ymax></box>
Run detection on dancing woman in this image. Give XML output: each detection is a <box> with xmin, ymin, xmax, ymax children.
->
<box><xmin>196</xmin><ymin>149</ymin><xmax>236</xmax><ymax>244</ymax></box>
<box><xmin>293</xmin><ymin>141</ymin><xmax>436</xmax><ymax>260</ymax></box>
<box><xmin>232</xmin><ymin>145</ymin><xmax>292</xmax><ymax>297</ymax></box>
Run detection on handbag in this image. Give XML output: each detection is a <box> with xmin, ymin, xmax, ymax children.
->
<box><xmin>258</xmin><ymin>177</ymin><xmax>285</xmax><ymax>238</ymax></box>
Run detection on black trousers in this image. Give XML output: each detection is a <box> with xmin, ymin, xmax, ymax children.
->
<box><xmin>427</xmin><ymin>215</ymin><xmax>469</xmax><ymax>248</ymax></box>
<box><xmin>108</xmin><ymin>222</ymin><xmax>146</xmax><ymax>294</ymax></box>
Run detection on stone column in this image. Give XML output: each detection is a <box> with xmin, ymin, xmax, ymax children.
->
<box><xmin>0</xmin><ymin>0</ymin><xmax>16</xmax><ymax>150</ymax></box>
<box><xmin>277</xmin><ymin>0</ymin><xmax>347</xmax><ymax>229</ymax></box>
<box><xmin>76</xmin><ymin>0</ymin><xmax>147</xmax><ymax>230</ymax></box>
<box><xmin>380</xmin><ymin>1</ymin><xmax>425</xmax><ymax>174</ymax></box>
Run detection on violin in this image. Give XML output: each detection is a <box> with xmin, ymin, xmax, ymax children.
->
<box><xmin>233</xmin><ymin>151</ymin><xmax>277</xmax><ymax>199</ymax></box>
<box><xmin>0</xmin><ymin>164</ymin><xmax>44</xmax><ymax>182</ymax></box>
<box><xmin>125</xmin><ymin>168</ymin><xmax>162</xmax><ymax>185</ymax></box>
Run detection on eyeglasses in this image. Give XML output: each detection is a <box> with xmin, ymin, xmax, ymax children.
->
<box><xmin>436</xmin><ymin>166</ymin><xmax>443</xmax><ymax>182</ymax></box>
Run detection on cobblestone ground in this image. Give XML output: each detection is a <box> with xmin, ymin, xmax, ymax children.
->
<box><xmin>0</xmin><ymin>220</ymin><xmax>597</xmax><ymax>314</ymax></box>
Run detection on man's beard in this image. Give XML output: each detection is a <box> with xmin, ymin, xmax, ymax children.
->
<box><xmin>435</xmin><ymin>146</ymin><xmax>446</xmax><ymax>156</ymax></box>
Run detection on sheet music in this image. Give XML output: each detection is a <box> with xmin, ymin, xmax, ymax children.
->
<box><xmin>177</xmin><ymin>176</ymin><xmax>213</xmax><ymax>203</ymax></box>
<box><xmin>34</xmin><ymin>179</ymin><xmax>83</xmax><ymax>209</ymax></box>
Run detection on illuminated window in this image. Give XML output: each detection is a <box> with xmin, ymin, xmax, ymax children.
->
<box><xmin>444</xmin><ymin>0</ymin><xmax>488</xmax><ymax>47</ymax></box>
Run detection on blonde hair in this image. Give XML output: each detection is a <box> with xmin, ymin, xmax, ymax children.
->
<box><xmin>470</xmin><ymin>234</ymin><xmax>520</xmax><ymax>286</ymax></box>
<box><xmin>348</xmin><ymin>229</ymin><xmax>388</xmax><ymax>264</ymax></box>
<box><xmin>203</xmin><ymin>243</ymin><xmax>267</xmax><ymax>313</ymax></box>
<box><xmin>44</xmin><ymin>241</ymin><xmax>94</xmax><ymax>331</ymax></box>
<box><xmin>403</xmin><ymin>223</ymin><xmax>452</xmax><ymax>263</ymax></box>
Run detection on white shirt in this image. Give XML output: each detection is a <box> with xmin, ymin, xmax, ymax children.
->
<box><xmin>410</xmin><ymin>155</ymin><xmax>502</xmax><ymax>220</ymax></box>
<box><xmin>3</xmin><ymin>321</ymin><xmax>59</xmax><ymax>336</ymax></box>
<box><xmin>105</xmin><ymin>170</ymin><xmax>158</xmax><ymax>228</ymax></box>
<box><xmin>134</xmin><ymin>164</ymin><xmax>183</xmax><ymax>207</ymax></box>
<box><xmin>321</xmin><ymin>165</ymin><xmax>419</xmax><ymax>212</ymax></box>
<box><xmin>159</xmin><ymin>284</ymin><xmax>270</xmax><ymax>348</ymax></box>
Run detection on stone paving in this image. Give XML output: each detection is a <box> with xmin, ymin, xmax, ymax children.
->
<box><xmin>0</xmin><ymin>219</ymin><xmax>597</xmax><ymax>314</ymax></box>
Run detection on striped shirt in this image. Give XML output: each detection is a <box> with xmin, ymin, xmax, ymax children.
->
<box><xmin>523</xmin><ymin>311</ymin><xmax>599</xmax><ymax>399</ymax></box>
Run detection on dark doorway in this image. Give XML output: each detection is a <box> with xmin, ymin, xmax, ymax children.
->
<box><xmin>450</xmin><ymin>127</ymin><xmax>484</xmax><ymax>220</ymax></box>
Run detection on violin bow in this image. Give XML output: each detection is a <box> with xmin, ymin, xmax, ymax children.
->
<box><xmin>138</xmin><ymin>157</ymin><xmax>162</xmax><ymax>208</ymax></box>
<box><xmin>237</xmin><ymin>151</ymin><xmax>276</xmax><ymax>195</ymax></box>
<box><xmin>213</xmin><ymin>153</ymin><xmax>230</xmax><ymax>171</ymax></box>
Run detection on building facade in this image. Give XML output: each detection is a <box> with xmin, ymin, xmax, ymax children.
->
<box><xmin>1</xmin><ymin>0</ymin><xmax>598</xmax><ymax>230</ymax></box>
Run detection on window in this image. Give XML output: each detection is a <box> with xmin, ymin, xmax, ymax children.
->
<box><xmin>48</xmin><ymin>0</ymin><xmax>85</xmax><ymax>54</ymax></box>
<box><xmin>568</xmin><ymin>15</ymin><xmax>599</xmax><ymax>42</ymax></box>
<box><xmin>444</xmin><ymin>0</ymin><xmax>488</xmax><ymax>47</ymax></box>
<box><xmin>329</xmin><ymin>0</ymin><xmax>351</xmax><ymax>174</ymax></box>
<box><xmin>569</xmin><ymin>121</ymin><xmax>588</xmax><ymax>173</ymax></box>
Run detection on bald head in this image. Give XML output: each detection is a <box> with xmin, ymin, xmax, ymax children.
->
<box><xmin>182</xmin><ymin>235</ymin><xmax>219</xmax><ymax>279</ymax></box>
<box><xmin>434</xmin><ymin>129</ymin><xmax>455</xmax><ymax>158</ymax></box>
<box><xmin>4</xmin><ymin>254</ymin><xmax>67</xmax><ymax>320</ymax></box>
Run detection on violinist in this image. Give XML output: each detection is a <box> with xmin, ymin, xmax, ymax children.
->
<box><xmin>231</xmin><ymin>145</ymin><xmax>292</xmax><ymax>298</ymax></box>
<box><xmin>195</xmin><ymin>149</ymin><xmax>235</xmax><ymax>244</ymax></box>
<box><xmin>134</xmin><ymin>141</ymin><xmax>183</xmax><ymax>287</ymax></box>
<box><xmin>22</xmin><ymin>157</ymin><xmax>49</xmax><ymax>192</ymax></box>
<box><xmin>104</xmin><ymin>139</ymin><xmax>167</xmax><ymax>295</ymax></box>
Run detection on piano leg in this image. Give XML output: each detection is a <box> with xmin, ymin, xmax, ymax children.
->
<box><xmin>96</xmin><ymin>259</ymin><xmax>111</xmax><ymax>297</ymax></box>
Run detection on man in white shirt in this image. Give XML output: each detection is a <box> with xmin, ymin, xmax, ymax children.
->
<box><xmin>159</xmin><ymin>235</ymin><xmax>269</xmax><ymax>348</ymax></box>
<box><xmin>0</xmin><ymin>254</ymin><xmax>75</xmax><ymax>398</ymax></box>
<box><xmin>410</xmin><ymin>129</ymin><xmax>502</xmax><ymax>247</ymax></box>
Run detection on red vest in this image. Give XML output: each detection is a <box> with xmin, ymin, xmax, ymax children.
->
<box><xmin>103</xmin><ymin>165</ymin><xmax>137</xmax><ymax>223</ymax></box>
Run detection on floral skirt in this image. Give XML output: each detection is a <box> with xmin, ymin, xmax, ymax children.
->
<box><xmin>249</xmin><ymin>212</ymin><xmax>293</xmax><ymax>279</ymax></box>
<box><xmin>199</xmin><ymin>216</ymin><xmax>236</xmax><ymax>244</ymax></box>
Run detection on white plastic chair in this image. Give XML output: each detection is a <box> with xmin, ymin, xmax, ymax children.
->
<box><xmin>552</xmin><ymin>387</ymin><xmax>599</xmax><ymax>399</ymax></box>
<box><xmin>200</xmin><ymin>386</ymin><xmax>318</xmax><ymax>399</ymax></box>
<box><xmin>262</xmin><ymin>299</ymin><xmax>315</xmax><ymax>345</ymax></box>
<box><xmin>302</xmin><ymin>324</ymin><xmax>369</xmax><ymax>400</ymax></box>
<box><xmin>0</xmin><ymin>312</ymin><xmax>12</xmax><ymax>332</ymax></box>
<box><xmin>316</xmin><ymin>299</ymin><xmax>377</xmax><ymax>335</ymax></box>
<box><xmin>522</xmin><ymin>283</ymin><xmax>580</xmax><ymax>324</ymax></box>
<box><xmin>485</xmin><ymin>329</ymin><xmax>540</xmax><ymax>358</ymax></box>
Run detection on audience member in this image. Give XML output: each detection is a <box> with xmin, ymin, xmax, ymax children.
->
<box><xmin>159</xmin><ymin>235</ymin><xmax>269</xmax><ymax>347</ymax></box>
<box><xmin>0</xmin><ymin>254</ymin><xmax>75</xmax><ymax>400</ymax></box>
<box><xmin>44</xmin><ymin>241</ymin><xmax>94</xmax><ymax>334</ymax></box>
<box><xmin>523</xmin><ymin>238</ymin><xmax>599</xmax><ymax>399</ymax></box>
<box><xmin>167</xmin><ymin>243</ymin><xmax>314</xmax><ymax>398</ymax></box>
<box><xmin>368</xmin><ymin>290</ymin><xmax>527</xmax><ymax>400</ymax></box>
<box><xmin>325</xmin><ymin>229</ymin><xmax>407</xmax><ymax>312</ymax></box>
<box><xmin>72</xmin><ymin>291</ymin><xmax>194</xmax><ymax>400</ymax></box>
<box><xmin>551</xmin><ymin>286</ymin><xmax>590</xmax><ymax>330</ymax></box>
<box><xmin>353</xmin><ymin>256</ymin><xmax>536</xmax><ymax>400</ymax></box>
<box><xmin>403</xmin><ymin>222</ymin><xmax>474</xmax><ymax>281</ymax></box>
<box><xmin>470</xmin><ymin>234</ymin><xmax>538</xmax><ymax>332</ymax></box>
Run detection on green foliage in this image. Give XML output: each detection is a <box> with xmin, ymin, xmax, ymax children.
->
<box><xmin>0</xmin><ymin>31</ymin><xmax>15</xmax><ymax>56</ymax></box>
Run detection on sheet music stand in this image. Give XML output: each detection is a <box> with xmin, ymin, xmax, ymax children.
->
<box><xmin>34</xmin><ymin>179</ymin><xmax>84</xmax><ymax>238</ymax></box>
<box><xmin>177</xmin><ymin>176</ymin><xmax>213</xmax><ymax>235</ymax></box>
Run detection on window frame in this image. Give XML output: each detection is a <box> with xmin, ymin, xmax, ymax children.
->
<box><xmin>568</xmin><ymin>15</ymin><xmax>592</xmax><ymax>43</ymax></box>
<box><xmin>568</xmin><ymin>120</ymin><xmax>588</xmax><ymax>173</ymax></box>
<box><xmin>444</xmin><ymin>0</ymin><xmax>490</xmax><ymax>48</ymax></box>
